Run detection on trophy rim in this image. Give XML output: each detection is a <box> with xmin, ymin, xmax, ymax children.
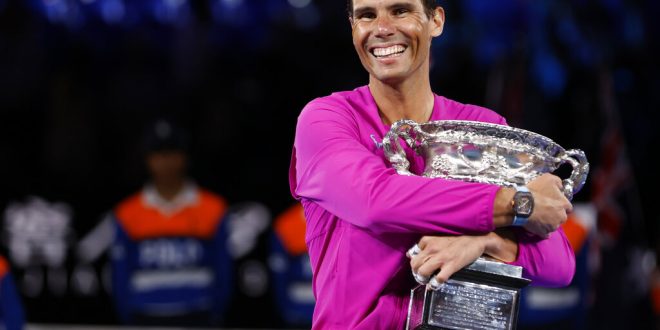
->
<box><xmin>384</xmin><ymin>119</ymin><xmax>589</xmax><ymax>198</ymax></box>
<box><xmin>415</xmin><ymin>120</ymin><xmax>565</xmax><ymax>156</ymax></box>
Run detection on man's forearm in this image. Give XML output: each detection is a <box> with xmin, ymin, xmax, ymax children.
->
<box><xmin>492</xmin><ymin>187</ymin><xmax>515</xmax><ymax>227</ymax></box>
<box><xmin>483</xmin><ymin>228</ymin><xmax>518</xmax><ymax>263</ymax></box>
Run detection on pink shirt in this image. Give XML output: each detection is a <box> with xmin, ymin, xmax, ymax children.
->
<box><xmin>289</xmin><ymin>86</ymin><xmax>575</xmax><ymax>329</ymax></box>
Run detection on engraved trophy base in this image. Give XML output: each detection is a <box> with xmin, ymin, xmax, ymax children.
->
<box><xmin>406</xmin><ymin>258</ymin><xmax>531</xmax><ymax>330</ymax></box>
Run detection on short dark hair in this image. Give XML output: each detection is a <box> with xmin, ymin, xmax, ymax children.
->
<box><xmin>346</xmin><ymin>0</ymin><xmax>438</xmax><ymax>18</ymax></box>
<box><xmin>143</xmin><ymin>119</ymin><xmax>189</xmax><ymax>154</ymax></box>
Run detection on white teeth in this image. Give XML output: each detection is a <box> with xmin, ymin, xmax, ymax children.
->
<box><xmin>373</xmin><ymin>45</ymin><xmax>406</xmax><ymax>57</ymax></box>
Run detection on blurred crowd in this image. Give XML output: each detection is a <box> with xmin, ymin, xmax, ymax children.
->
<box><xmin>1</xmin><ymin>0</ymin><xmax>659</xmax><ymax>329</ymax></box>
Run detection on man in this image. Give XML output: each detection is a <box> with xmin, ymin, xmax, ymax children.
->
<box><xmin>109</xmin><ymin>119</ymin><xmax>233</xmax><ymax>326</ymax></box>
<box><xmin>289</xmin><ymin>0</ymin><xmax>575</xmax><ymax>328</ymax></box>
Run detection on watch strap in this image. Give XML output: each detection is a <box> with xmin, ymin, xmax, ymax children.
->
<box><xmin>512</xmin><ymin>214</ymin><xmax>529</xmax><ymax>226</ymax></box>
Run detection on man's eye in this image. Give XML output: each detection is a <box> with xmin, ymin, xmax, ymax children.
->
<box><xmin>394</xmin><ymin>8</ymin><xmax>409</xmax><ymax>15</ymax></box>
<box><xmin>358</xmin><ymin>13</ymin><xmax>376</xmax><ymax>20</ymax></box>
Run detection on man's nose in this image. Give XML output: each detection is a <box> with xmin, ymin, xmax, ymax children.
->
<box><xmin>375</xmin><ymin>15</ymin><xmax>395</xmax><ymax>37</ymax></box>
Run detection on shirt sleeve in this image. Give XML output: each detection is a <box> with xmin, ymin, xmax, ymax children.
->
<box><xmin>292</xmin><ymin>100</ymin><xmax>499</xmax><ymax>236</ymax></box>
<box><xmin>507</xmin><ymin>227</ymin><xmax>576</xmax><ymax>287</ymax></box>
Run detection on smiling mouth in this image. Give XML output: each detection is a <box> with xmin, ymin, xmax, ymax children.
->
<box><xmin>370</xmin><ymin>45</ymin><xmax>407</xmax><ymax>58</ymax></box>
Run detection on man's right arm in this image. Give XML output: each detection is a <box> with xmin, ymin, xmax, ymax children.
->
<box><xmin>293</xmin><ymin>102</ymin><xmax>499</xmax><ymax>236</ymax></box>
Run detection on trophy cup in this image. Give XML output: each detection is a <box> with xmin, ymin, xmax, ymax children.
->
<box><xmin>381</xmin><ymin>120</ymin><xmax>589</xmax><ymax>330</ymax></box>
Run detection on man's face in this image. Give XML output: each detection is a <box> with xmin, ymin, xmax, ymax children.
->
<box><xmin>146</xmin><ymin>150</ymin><xmax>187</xmax><ymax>183</ymax></box>
<box><xmin>350</xmin><ymin>0</ymin><xmax>444</xmax><ymax>84</ymax></box>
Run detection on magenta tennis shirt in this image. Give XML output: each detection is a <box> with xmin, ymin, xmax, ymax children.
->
<box><xmin>289</xmin><ymin>86</ymin><xmax>575</xmax><ymax>329</ymax></box>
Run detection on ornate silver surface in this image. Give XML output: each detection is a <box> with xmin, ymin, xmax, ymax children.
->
<box><xmin>406</xmin><ymin>257</ymin><xmax>529</xmax><ymax>330</ymax></box>
<box><xmin>383</xmin><ymin>120</ymin><xmax>589</xmax><ymax>200</ymax></box>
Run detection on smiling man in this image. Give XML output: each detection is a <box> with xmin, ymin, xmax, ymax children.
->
<box><xmin>289</xmin><ymin>0</ymin><xmax>576</xmax><ymax>329</ymax></box>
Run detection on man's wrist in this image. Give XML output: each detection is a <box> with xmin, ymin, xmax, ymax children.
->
<box><xmin>493</xmin><ymin>187</ymin><xmax>515</xmax><ymax>227</ymax></box>
<box><xmin>483</xmin><ymin>230</ymin><xmax>518</xmax><ymax>263</ymax></box>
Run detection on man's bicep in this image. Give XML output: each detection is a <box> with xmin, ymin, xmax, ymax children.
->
<box><xmin>293</xmin><ymin>108</ymin><xmax>498</xmax><ymax>236</ymax></box>
<box><xmin>294</xmin><ymin>107</ymin><xmax>389</xmax><ymax>206</ymax></box>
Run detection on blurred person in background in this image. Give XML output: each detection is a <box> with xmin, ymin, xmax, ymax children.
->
<box><xmin>289</xmin><ymin>0</ymin><xmax>576</xmax><ymax>328</ymax></box>
<box><xmin>110</xmin><ymin>119</ymin><xmax>233</xmax><ymax>326</ymax></box>
<box><xmin>269</xmin><ymin>203</ymin><xmax>314</xmax><ymax>328</ymax></box>
<box><xmin>0</xmin><ymin>255</ymin><xmax>24</xmax><ymax>330</ymax></box>
<box><xmin>90</xmin><ymin>119</ymin><xmax>233</xmax><ymax>326</ymax></box>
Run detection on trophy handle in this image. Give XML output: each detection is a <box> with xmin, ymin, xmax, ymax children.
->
<box><xmin>382</xmin><ymin>120</ymin><xmax>419</xmax><ymax>176</ymax></box>
<box><xmin>558</xmin><ymin>149</ymin><xmax>590</xmax><ymax>200</ymax></box>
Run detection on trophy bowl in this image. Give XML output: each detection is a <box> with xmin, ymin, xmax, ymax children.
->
<box><xmin>382</xmin><ymin>120</ymin><xmax>589</xmax><ymax>200</ymax></box>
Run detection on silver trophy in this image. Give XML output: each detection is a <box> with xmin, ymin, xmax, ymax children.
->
<box><xmin>381</xmin><ymin>119</ymin><xmax>589</xmax><ymax>330</ymax></box>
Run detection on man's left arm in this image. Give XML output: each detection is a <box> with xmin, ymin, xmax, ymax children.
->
<box><xmin>411</xmin><ymin>228</ymin><xmax>575</xmax><ymax>288</ymax></box>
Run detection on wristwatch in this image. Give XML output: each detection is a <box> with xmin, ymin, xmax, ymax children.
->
<box><xmin>512</xmin><ymin>185</ymin><xmax>534</xmax><ymax>226</ymax></box>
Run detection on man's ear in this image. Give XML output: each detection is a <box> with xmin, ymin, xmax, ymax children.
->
<box><xmin>430</xmin><ymin>7</ymin><xmax>445</xmax><ymax>37</ymax></box>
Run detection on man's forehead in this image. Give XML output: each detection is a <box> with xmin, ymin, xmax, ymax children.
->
<box><xmin>352</xmin><ymin>0</ymin><xmax>423</xmax><ymax>10</ymax></box>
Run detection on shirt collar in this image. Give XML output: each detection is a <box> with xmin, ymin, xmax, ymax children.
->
<box><xmin>142</xmin><ymin>180</ymin><xmax>198</xmax><ymax>216</ymax></box>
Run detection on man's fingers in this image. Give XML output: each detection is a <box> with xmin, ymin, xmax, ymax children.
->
<box><xmin>428</xmin><ymin>277</ymin><xmax>443</xmax><ymax>291</ymax></box>
<box><xmin>416</xmin><ymin>256</ymin><xmax>446</xmax><ymax>278</ymax></box>
<box><xmin>524</xmin><ymin>224</ymin><xmax>549</xmax><ymax>239</ymax></box>
<box><xmin>412</xmin><ymin>271</ymin><xmax>429</xmax><ymax>285</ymax></box>
<box><xmin>550</xmin><ymin>174</ymin><xmax>563</xmax><ymax>189</ymax></box>
<box><xmin>418</xmin><ymin>237</ymin><xmax>430</xmax><ymax>250</ymax></box>
<box><xmin>406</xmin><ymin>244</ymin><xmax>421</xmax><ymax>259</ymax></box>
<box><xmin>410</xmin><ymin>249</ymin><xmax>432</xmax><ymax>272</ymax></box>
<box><xmin>427</xmin><ymin>264</ymin><xmax>458</xmax><ymax>291</ymax></box>
<box><xmin>565</xmin><ymin>201</ymin><xmax>574</xmax><ymax>213</ymax></box>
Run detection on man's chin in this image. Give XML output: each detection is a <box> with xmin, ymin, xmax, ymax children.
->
<box><xmin>369</xmin><ymin>71</ymin><xmax>407</xmax><ymax>85</ymax></box>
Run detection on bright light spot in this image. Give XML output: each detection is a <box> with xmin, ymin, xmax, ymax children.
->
<box><xmin>288</xmin><ymin>0</ymin><xmax>311</xmax><ymax>9</ymax></box>
<box><xmin>43</xmin><ymin>0</ymin><xmax>69</xmax><ymax>24</ymax></box>
<box><xmin>101</xmin><ymin>0</ymin><xmax>125</xmax><ymax>24</ymax></box>
<box><xmin>220</xmin><ymin>0</ymin><xmax>243</xmax><ymax>9</ymax></box>
<box><xmin>165</xmin><ymin>0</ymin><xmax>185</xmax><ymax>8</ymax></box>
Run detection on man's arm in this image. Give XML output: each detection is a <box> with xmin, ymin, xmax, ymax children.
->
<box><xmin>410</xmin><ymin>228</ymin><xmax>575</xmax><ymax>287</ymax></box>
<box><xmin>410</xmin><ymin>173</ymin><xmax>576</xmax><ymax>287</ymax></box>
<box><xmin>293</xmin><ymin>101</ymin><xmax>500</xmax><ymax>236</ymax></box>
<box><xmin>493</xmin><ymin>174</ymin><xmax>573</xmax><ymax>238</ymax></box>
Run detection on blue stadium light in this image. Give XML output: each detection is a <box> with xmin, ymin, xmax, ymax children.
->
<box><xmin>39</xmin><ymin>0</ymin><xmax>84</xmax><ymax>28</ymax></box>
<box><xmin>531</xmin><ymin>52</ymin><xmax>567</xmax><ymax>98</ymax></box>
<box><xmin>220</xmin><ymin>0</ymin><xmax>243</xmax><ymax>9</ymax></box>
<box><xmin>100</xmin><ymin>0</ymin><xmax>126</xmax><ymax>24</ymax></box>
<box><xmin>288</xmin><ymin>0</ymin><xmax>311</xmax><ymax>9</ymax></box>
<box><xmin>78</xmin><ymin>0</ymin><xmax>126</xmax><ymax>26</ymax></box>
<box><xmin>212</xmin><ymin>0</ymin><xmax>247</xmax><ymax>26</ymax></box>
<box><xmin>151</xmin><ymin>0</ymin><xmax>191</xmax><ymax>25</ymax></box>
<box><xmin>291</xmin><ymin>3</ymin><xmax>319</xmax><ymax>30</ymax></box>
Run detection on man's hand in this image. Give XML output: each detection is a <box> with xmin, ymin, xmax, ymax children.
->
<box><xmin>525</xmin><ymin>174</ymin><xmax>573</xmax><ymax>238</ymax></box>
<box><xmin>409</xmin><ymin>235</ymin><xmax>488</xmax><ymax>289</ymax></box>
<box><xmin>408</xmin><ymin>231</ymin><xmax>518</xmax><ymax>290</ymax></box>
<box><xmin>493</xmin><ymin>174</ymin><xmax>573</xmax><ymax>238</ymax></box>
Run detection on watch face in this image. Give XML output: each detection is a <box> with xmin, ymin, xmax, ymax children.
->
<box><xmin>514</xmin><ymin>192</ymin><xmax>534</xmax><ymax>216</ymax></box>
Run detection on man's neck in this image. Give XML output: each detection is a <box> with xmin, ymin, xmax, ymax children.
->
<box><xmin>153</xmin><ymin>179</ymin><xmax>185</xmax><ymax>201</ymax></box>
<box><xmin>369</xmin><ymin>74</ymin><xmax>435</xmax><ymax>126</ymax></box>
